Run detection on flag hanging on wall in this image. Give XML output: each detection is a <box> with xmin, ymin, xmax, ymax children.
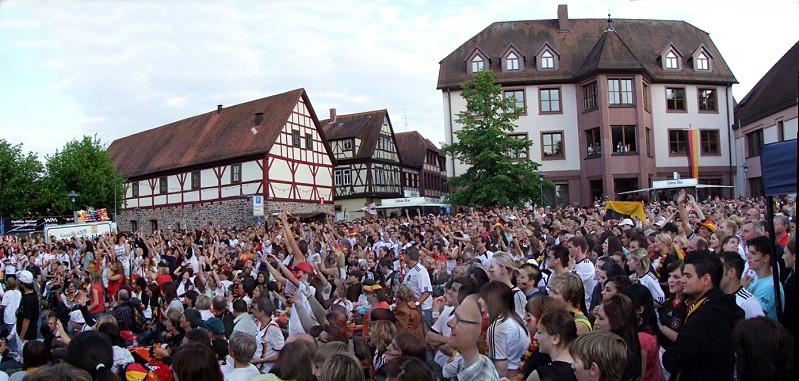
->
<box><xmin>687</xmin><ymin>129</ymin><xmax>700</xmax><ymax>179</ymax></box>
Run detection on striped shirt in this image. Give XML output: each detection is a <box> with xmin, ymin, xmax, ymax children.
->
<box><xmin>735</xmin><ymin>287</ymin><xmax>765</xmax><ymax>319</ymax></box>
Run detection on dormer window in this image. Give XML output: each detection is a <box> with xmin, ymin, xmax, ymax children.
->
<box><xmin>506</xmin><ymin>52</ymin><xmax>519</xmax><ymax>71</ymax></box>
<box><xmin>665</xmin><ymin>51</ymin><xmax>679</xmax><ymax>69</ymax></box>
<box><xmin>471</xmin><ymin>55</ymin><xmax>485</xmax><ymax>73</ymax></box>
<box><xmin>696</xmin><ymin>52</ymin><xmax>709</xmax><ymax>70</ymax></box>
<box><xmin>541</xmin><ymin>51</ymin><xmax>555</xmax><ymax>69</ymax></box>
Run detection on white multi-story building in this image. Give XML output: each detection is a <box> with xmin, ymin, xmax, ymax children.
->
<box><xmin>438</xmin><ymin>5</ymin><xmax>738</xmax><ymax>205</ymax></box>
<box><xmin>108</xmin><ymin>88</ymin><xmax>335</xmax><ymax>231</ymax></box>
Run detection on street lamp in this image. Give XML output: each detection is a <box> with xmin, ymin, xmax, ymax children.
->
<box><xmin>741</xmin><ymin>163</ymin><xmax>750</xmax><ymax>198</ymax></box>
<box><xmin>537</xmin><ymin>170</ymin><xmax>546</xmax><ymax>206</ymax></box>
<box><xmin>67</xmin><ymin>191</ymin><xmax>79</xmax><ymax>223</ymax></box>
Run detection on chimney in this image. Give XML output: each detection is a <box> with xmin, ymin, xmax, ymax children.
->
<box><xmin>329</xmin><ymin>108</ymin><xmax>337</xmax><ymax>122</ymax></box>
<box><xmin>254</xmin><ymin>112</ymin><xmax>264</xmax><ymax>125</ymax></box>
<box><xmin>217</xmin><ymin>105</ymin><xmax>223</xmax><ymax>114</ymax></box>
<box><xmin>557</xmin><ymin>4</ymin><xmax>570</xmax><ymax>32</ymax></box>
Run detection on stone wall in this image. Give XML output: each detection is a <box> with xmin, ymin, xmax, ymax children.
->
<box><xmin>116</xmin><ymin>199</ymin><xmax>333</xmax><ymax>233</ymax></box>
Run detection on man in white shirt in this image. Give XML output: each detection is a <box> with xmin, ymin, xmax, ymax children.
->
<box><xmin>250</xmin><ymin>298</ymin><xmax>283</xmax><ymax>372</ymax></box>
<box><xmin>475</xmin><ymin>237</ymin><xmax>493</xmax><ymax>268</ymax></box>
<box><xmin>567</xmin><ymin>236</ymin><xmax>596</xmax><ymax>308</ymax></box>
<box><xmin>0</xmin><ymin>278</ymin><xmax>22</xmax><ymax>352</ymax></box>
<box><xmin>231</xmin><ymin>299</ymin><xmax>258</xmax><ymax>338</ymax></box>
<box><xmin>221</xmin><ymin>332</ymin><xmax>262</xmax><ymax>381</ymax></box>
<box><xmin>403</xmin><ymin>247</ymin><xmax>433</xmax><ymax>331</ymax></box>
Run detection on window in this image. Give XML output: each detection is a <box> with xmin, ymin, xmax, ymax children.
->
<box><xmin>669</xmin><ymin>130</ymin><xmax>688</xmax><ymax>155</ymax></box>
<box><xmin>131</xmin><ymin>182</ymin><xmax>139</xmax><ymax>198</ymax></box>
<box><xmin>643</xmin><ymin>83</ymin><xmax>650</xmax><ymax>112</ymax></box>
<box><xmin>373</xmin><ymin>168</ymin><xmax>386</xmax><ymax>185</ymax></box>
<box><xmin>305</xmin><ymin>133</ymin><xmax>313</xmax><ymax>149</ymax></box>
<box><xmin>130</xmin><ymin>220</ymin><xmax>138</xmax><ymax>233</ymax></box>
<box><xmin>749</xmin><ymin>177</ymin><xmax>764</xmax><ymax>198</ymax></box>
<box><xmin>231</xmin><ymin>163</ymin><xmax>241</xmax><ymax>183</ymax></box>
<box><xmin>583</xmin><ymin>82</ymin><xmax>598</xmax><ymax>111</ymax></box>
<box><xmin>608</xmin><ymin>79</ymin><xmax>633</xmax><ymax>105</ymax></box>
<box><xmin>507</xmin><ymin>134</ymin><xmax>528</xmax><ymax>159</ymax></box>
<box><xmin>334</xmin><ymin>169</ymin><xmax>351</xmax><ymax>186</ymax></box>
<box><xmin>506</xmin><ymin>52</ymin><xmax>519</xmax><ymax>71</ymax></box>
<box><xmin>159</xmin><ymin>177</ymin><xmax>168</xmax><ymax>194</ymax></box>
<box><xmin>540</xmin><ymin>51</ymin><xmax>554</xmax><ymax>69</ymax></box>
<box><xmin>150</xmin><ymin>220</ymin><xmax>158</xmax><ymax>233</ymax></box>
<box><xmin>666</xmin><ymin>88</ymin><xmax>686</xmax><ymax>111</ymax></box>
<box><xmin>646</xmin><ymin>128</ymin><xmax>652</xmax><ymax>157</ymax></box>
<box><xmin>471</xmin><ymin>55</ymin><xmax>484</xmax><ymax>73</ymax></box>
<box><xmin>698</xmin><ymin>89</ymin><xmax>716</xmax><ymax>111</ymax></box>
<box><xmin>191</xmin><ymin>171</ymin><xmax>200</xmax><ymax>190</ymax></box>
<box><xmin>585</xmin><ymin>127</ymin><xmax>601</xmax><ymax>157</ymax></box>
<box><xmin>611</xmin><ymin>125</ymin><xmax>637</xmax><ymax>153</ymax></box>
<box><xmin>342</xmin><ymin>139</ymin><xmax>353</xmax><ymax>151</ymax></box>
<box><xmin>504</xmin><ymin>90</ymin><xmax>526</xmax><ymax>113</ymax></box>
<box><xmin>541</xmin><ymin>132</ymin><xmax>564</xmax><ymax>159</ymax></box>
<box><xmin>701</xmin><ymin>130</ymin><xmax>720</xmax><ymax>155</ymax></box>
<box><xmin>665</xmin><ymin>51</ymin><xmax>679</xmax><ymax>69</ymax></box>
<box><xmin>696</xmin><ymin>52</ymin><xmax>709</xmax><ymax>70</ymax></box>
<box><xmin>539</xmin><ymin>88</ymin><xmax>561</xmax><ymax>113</ymax></box>
<box><xmin>746</xmin><ymin>130</ymin><xmax>764</xmax><ymax>158</ymax></box>
<box><xmin>292</xmin><ymin>130</ymin><xmax>301</xmax><ymax>147</ymax></box>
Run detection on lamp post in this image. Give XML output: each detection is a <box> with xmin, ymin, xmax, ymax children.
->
<box><xmin>67</xmin><ymin>191</ymin><xmax>79</xmax><ymax>223</ymax></box>
<box><xmin>537</xmin><ymin>170</ymin><xmax>546</xmax><ymax>206</ymax></box>
<box><xmin>741</xmin><ymin>163</ymin><xmax>749</xmax><ymax>198</ymax></box>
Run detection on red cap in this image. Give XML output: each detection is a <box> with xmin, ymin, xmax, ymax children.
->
<box><xmin>293</xmin><ymin>261</ymin><xmax>315</xmax><ymax>275</ymax></box>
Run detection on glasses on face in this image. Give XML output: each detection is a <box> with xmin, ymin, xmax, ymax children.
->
<box><xmin>454</xmin><ymin>317</ymin><xmax>481</xmax><ymax>325</ymax></box>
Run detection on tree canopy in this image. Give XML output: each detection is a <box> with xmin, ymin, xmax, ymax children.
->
<box><xmin>442</xmin><ymin>70</ymin><xmax>549</xmax><ymax>208</ymax></box>
<box><xmin>0</xmin><ymin>136</ymin><xmax>125</xmax><ymax>220</ymax></box>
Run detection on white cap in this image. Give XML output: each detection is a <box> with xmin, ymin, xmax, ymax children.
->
<box><xmin>619</xmin><ymin>218</ymin><xmax>634</xmax><ymax>226</ymax></box>
<box><xmin>17</xmin><ymin>271</ymin><xmax>34</xmax><ymax>285</ymax></box>
<box><xmin>70</xmin><ymin>310</ymin><xmax>86</xmax><ymax>324</ymax></box>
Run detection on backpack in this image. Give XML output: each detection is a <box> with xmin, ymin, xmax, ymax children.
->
<box><xmin>123</xmin><ymin>362</ymin><xmax>156</xmax><ymax>381</ymax></box>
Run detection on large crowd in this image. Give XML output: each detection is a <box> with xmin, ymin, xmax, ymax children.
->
<box><xmin>0</xmin><ymin>191</ymin><xmax>794</xmax><ymax>381</ymax></box>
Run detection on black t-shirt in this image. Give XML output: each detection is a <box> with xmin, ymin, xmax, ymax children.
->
<box><xmin>657</xmin><ymin>297</ymin><xmax>689</xmax><ymax>349</ymax></box>
<box><xmin>16</xmin><ymin>291</ymin><xmax>40</xmax><ymax>340</ymax></box>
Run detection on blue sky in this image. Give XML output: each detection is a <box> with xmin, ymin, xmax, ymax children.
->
<box><xmin>1</xmin><ymin>0</ymin><xmax>797</xmax><ymax>159</ymax></box>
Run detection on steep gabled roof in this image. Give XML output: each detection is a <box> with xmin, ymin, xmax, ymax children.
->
<box><xmin>395</xmin><ymin>131</ymin><xmax>440</xmax><ymax>168</ymax></box>
<box><xmin>437</xmin><ymin>18</ymin><xmax>736</xmax><ymax>89</ymax></box>
<box><xmin>108</xmin><ymin>88</ymin><xmax>310</xmax><ymax>179</ymax></box>
<box><xmin>320</xmin><ymin>109</ymin><xmax>389</xmax><ymax>159</ymax></box>
<box><xmin>735</xmin><ymin>41</ymin><xmax>799</xmax><ymax>126</ymax></box>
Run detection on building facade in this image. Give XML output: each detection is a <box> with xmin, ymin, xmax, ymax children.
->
<box><xmin>733</xmin><ymin>41</ymin><xmax>798</xmax><ymax>198</ymax></box>
<box><xmin>395</xmin><ymin>131</ymin><xmax>449</xmax><ymax>199</ymax></box>
<box><xmin>438</xmin><ymin>5</ymin><xmax>737</xmax><ymax>205</ymax></box>
<box><xmin>320</xmin><ymin>109</ymin><xmax>403</xmax><ymax>219</ymax></box>
<box><xmin>108</xmin><ymin>89</ymin><xmax>335</xmax><ymax>232</ymax></box>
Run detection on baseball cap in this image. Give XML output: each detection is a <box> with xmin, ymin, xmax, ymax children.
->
<box><xmin>70</xmin><ymin>310</ymin><xmax>86</xmax><ymax>324</ymax></box>
<box><xmin>200</xmin><ymin>317</ymin><xmax>225</xmax><ymax>335</ymax></box>
<box><xmin>292</xmin><ymin>261</ymin><xmax>315</xmax><ymax>276</ymax></box>
<box><xmin>17</xmin><ymin>271</ymin><xmax>34</xmax><ymax>285</ymax></box>
<box><xmin>619</xmin><ymin>218</ymin><xmax>634</xmax><ymax>227</ymax></box>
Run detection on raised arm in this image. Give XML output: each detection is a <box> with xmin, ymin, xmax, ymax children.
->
<box><xmin>281</xmin><ymin>212</ymin><xmax>306</xmax><ymax>263</ymax></box>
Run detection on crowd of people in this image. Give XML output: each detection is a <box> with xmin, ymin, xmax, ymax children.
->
<box><xmin>0</xmin><ymin>191</ymin><xmax>794</xmax><ymax>381</ymax></box>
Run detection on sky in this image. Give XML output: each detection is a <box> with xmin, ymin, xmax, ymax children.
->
<box><xmin>1</xmin><ymin>0</ymin><xmax>797</xmax><ymax>160</ymax></box>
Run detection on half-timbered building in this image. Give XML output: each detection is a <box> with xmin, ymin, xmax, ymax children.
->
<box><xmin>320</xmin><ymin>109</ymin><xmax>403</xmax><ymax>219</ymax></box>
<box><xmin>395</xmin><ymin>131</ymin><xmax>449</xmax><ymax>199</ymax></box>
<box><xmin>108</xmin><ymin>88</ymin><xmax>334</xmax><ymax>232</ymax></box>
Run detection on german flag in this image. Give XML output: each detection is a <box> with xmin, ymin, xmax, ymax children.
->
<box><xmin>687</xmin><ymin>129</ymin><xmax>700</xmax><ymax>179</ymax></box>
<box><xmin>604</xmin><ymin>201</ymin><xmax>646</xmax><ymax>222</ymax></box>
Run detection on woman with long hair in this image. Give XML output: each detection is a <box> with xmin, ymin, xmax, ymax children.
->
<box><xmin>708</xmin><ymin>230</ymin><xmax>728</xmax><ymax>253</ymax></box>
<box><xmin>487</xmin><ymin>251</ymin><xmax>527</xmax><ymax>318</ymax></box>
<box><xmin>622</xmin><ymin>284</ymin><xmax>661</xmax><ymax>381</ymax></box>
<box><xmin>87</xmin><ymin>269</ymin><xmax>106</xmax><ymax>316</ymax></box>
<box><xmin>594</xmin><ymin>294</ymin><xmax>643</xmax><ymax>381</ymax></box>
<box><xmin>732</xmin><ymin>316</ymin><xmax>794</xmax><ymax>381</ymax></box>
<box><xmin>369</xmin><ymin>320</ymin><xmax>397</xmax><ymax>372</ymax></box>
<box><xmin>602</xmin><ymin>236</ymin><xmax>623</xmax><ymax>257</ymax></box>
<box><xmin>480</xmin><ymin>280</ymin><xmax>530</xmax><ymax>378</ymax></box>
<box><xmin>656</xmin><ymin>261</ymin><xmax>687</xmax><ymax>350</ymax></box>
<box><xmin>106</xmin><ymin>260</ymin><xmax>125</xmax><ymax>303</ymax></box>
<box><xmin>528</xmin><ymin>310</ymin><xmax>579</xmax><ymax>381</ymax></box>
<box><xmin>626</xmin><ymin>248</ymin><xmax>665</xmax><ymax>305</ymax></box>
<box><xmin>173</xmin><ymin>342</ymin><xmax>223</xmax><ymax>381</ymax></box>
<box><xmin>393</xmin><ymin>284</ymin><xmax>426</xmax><ymax>344</ymax></box>
<box><xmin>548</xmin><ymin>272</ymin><xmax>592</xmax><ymax>335</ymax></box>
<box><xmin>588</xmin><ymin>256</ymin><xmax>624</xmax><ymax>319</ymax></box>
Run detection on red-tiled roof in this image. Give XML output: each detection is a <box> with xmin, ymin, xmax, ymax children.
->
<box><xmin>395</xmin><ymin>131</ymin><xmax>440</xmax><ymax>168</ymax></box>
<box><xmin>108</xmin><ymin>88</ymin><xmax>313</xmax><ymax>179</ymax></box>
<box><xmin>734</xmin><ymin>41</ymin><xmax>799</xmax><ymax>126</ymax></box>
<box><xmin>437</xmin><ymin>18</ymin><xmax>736</xmax><ymax>89</ymax></box>
<box><xmin>320</xmin><ymin>109</ymin><xmax>390</xmax><ymax>160</ymax></box>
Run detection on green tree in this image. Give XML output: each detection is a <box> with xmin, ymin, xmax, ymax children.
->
<box><xmin>442</xmin><ymin>70</ymin><xmax>549</xmax><ymax>207</ymax></box>
<box><xmin>0</xmin><ymin>139</ymin><xmax>44</xmax><ymax>219</ymax></box>
<box><xmin>41</xmin><ymin>135</ymin><xmax>125</xmax><ymax>216</ymax></box>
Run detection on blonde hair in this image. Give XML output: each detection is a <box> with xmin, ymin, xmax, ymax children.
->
<box><xmin>320</xmin><ymin>353</ymin><xmax>365</xmax><ymax>381</ymax></box>
<box><xmin>370</xmin><ymin>320</ymin><xmax>396</xmax><ymax>353</ymax></box>
<box><xmin>394</xmin><ymin>284</ymin><xmax>416</xmax><ymax>303</ymax></box>
<box><xmin>491</xmin><ymin>251</ymin><xmax>519</xmax><ymax>280</ymax></box>
<box><xmin>228</xmin><ymin>331</ymin><xmax>257</xmax><ymax>363</ymax></box>
<box><xmin>626</xmin><ymin>248</ymin><xmax>651</xmax><ymax>272</ymax></box>
<box><xmin>195</xmin><ymin>295</ymin><xmax>212</xmax><ymax>310</ymax></box>
<box><xmin>95</xmin><ymin>314</ymin><xmax>117</xmax><ymax>327</ymax></box>
<box><xmin>548</xmin><ymin>272</ymin><xmax>585</xmax><ymax>310</ymax></box>
<box><xmin>313</xmin><ymin>342</ymin><xmax>350</xmax><ymax>371</ymax></box>
<box><xmin>655</xmin><ymin>233</ymin><xmax>672</xmax><ymax>245</ymax></box>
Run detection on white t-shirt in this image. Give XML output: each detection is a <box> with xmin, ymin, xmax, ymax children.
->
<box><xmin>487</xmin><ymin>316</ymin><xmax>529</xmax><ymax>371</ymax></box>
<box><xmin>432</xmin><ymin>306</ymin><xmax>455</xmax><ymax>367</ymax></box>
<box><xmin>255</xmin><ymin>318</ymin><xmax>284</xmax><ymax>372</ymax></box>
<box><xmin>1</xmin><ymin>289</ymin><xmax>22</xmax><ymax>325</ymax></box>
<box><xmin>572</xmin><ymin>258</ymin><xmax>597</xmax><ymax>308</ymax></box>
<box><xmin>404</xmin><ymin>263</ymin><xmax>433</xmax><ymax>310</ymax></box>
<box><xmin>221</xmin><ymin>360</ymin><xmax>262</xmax><ymax>381</ymax></box>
